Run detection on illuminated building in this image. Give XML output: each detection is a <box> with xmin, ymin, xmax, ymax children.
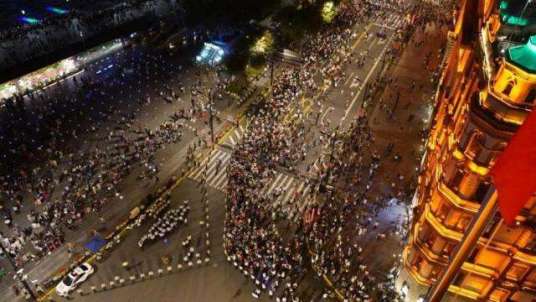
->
<box><xmin>196</xmin><ymin>42</ymin><xmax>226</xmax><ymax>66</ymax></box>
<box><xmin>402</xmin><ymin>0</ymin><xmax>536</xmax><ymax>301</ymax></box>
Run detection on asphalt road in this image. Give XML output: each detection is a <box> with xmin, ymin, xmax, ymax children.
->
<box><xmin>0</xmin><ymin>39</ymin><xmax>250</xmax><ymax>301</ymax></box>
<box><xmin>1</xmin><ymin>4</ymin><xmax>439</xmax><ymax>302</ymax></box>
<box><xmin>37</xmin><ymin>8</ymin><xmax>420</xmax><ymax>302</ymax></box>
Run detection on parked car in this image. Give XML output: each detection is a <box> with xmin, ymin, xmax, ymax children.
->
<box><xmin>55</xmin><ymin>263</ymin><xmax>94</xmax><ymax>297</ymax></box>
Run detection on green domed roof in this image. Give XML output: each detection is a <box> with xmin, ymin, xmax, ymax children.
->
<box><xmin>507</xmin><ymin>35</ymin><xmax>536</xmax><ymax>73</ymax></box>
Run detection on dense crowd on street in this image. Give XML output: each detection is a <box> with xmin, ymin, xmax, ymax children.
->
<box><xmin>138</xmin><ymin>202</ymin><xmax>190</xmax><ymax>248</ymax></box>
<box><xmin>224</xmin><ymin>3</ymin><xmax>386</xmax><ymax>301</ymax></box>
<box><xmin>0</xmin><ymin>47</ymin><xmax>223</xmax><ymax>269</ymax></box>
<box><xmin>223</xmin><ymin>0</ymin><xmax>452</xmax><ymax>300</ymax></box>
<box><xmin>0</xmin><ymin>0</ymin><xmax>454</xmax><ymax>299</ymax></box>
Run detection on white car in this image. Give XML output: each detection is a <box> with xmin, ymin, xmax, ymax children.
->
<box><xmin>55</xmin><ymin>263</ymin><xmax>94</xmax><ymax>297</ymax></box>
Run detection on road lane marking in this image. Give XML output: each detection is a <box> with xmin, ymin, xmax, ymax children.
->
<box><xmin>373</xmin><ymin>22</ymin><xmax>396</xmax><ymax>30</ymax></box>
<box><xmin>352</xmin><ymin>23</ymin><xmax>373</xmax><ymax>51</ymax></box>
<box><xmin>341</xmin><ymin>34</ymin><xmax>395</xmax><ymax>125</ymax></box>
<box><xmin>321</xmin><ymin>106</ymin><xmax>334</xmax><ymax>124</ymax></box>
<box><xmin>344</xmin><ymin>71</ymin><xmax>355</xmax><ymax>86</ymax></box>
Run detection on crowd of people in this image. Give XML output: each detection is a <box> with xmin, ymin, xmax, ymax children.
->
<box><xmin>304</xmin><ymin>116</ymin><xmax>411</xmax><ymax>301</ymax></box>
<box><xmin>0</xmin><ymin>0</ymin><xmax>454</xmax><ymax>299</ymax></box>
<box><xmin>224</xmin><ymin>3</ymin><xmax>381</xmax><ymax>301</ymax></box>
<box><xmin>138</xmin><ymin>202</ymin><xmax>189</xmax><ymax>248</ymax></box>
<box><xmin>223</xmin><ymin>0</ymin><xmax>452</xmax><ymax>300</ymax></box>
<box><xmin>0</xmin><ymin>44</ymin><xmax>223</xmax><ymax>269</ymax></box>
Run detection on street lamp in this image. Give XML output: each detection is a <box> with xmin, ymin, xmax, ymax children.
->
<box><xmin>204</xmin><ymin>66</ymin><xmax>219</xmax><ymax>144</ymax></box>
<box><xmin>321</xmin><ymin>1</ymin><xmax>337</xmax><ymax>23</ymax></box>
<box><xmin>208</xmin><ymin>89</ymin><xmax>215</xmax><ymax>143</ymax></box>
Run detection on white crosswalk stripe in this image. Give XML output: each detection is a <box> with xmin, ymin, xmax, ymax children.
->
<box><xmin>393</xmin><ymin>16</ymin><xmax>403</xmax><ymax>28</ymax></box>
<box><xmin>188</xmin><ymin>149</ymin><xmax>231</xmax><ymax>191</ymax></box>
<box><xmin>224</xmin><ymin>127</ymin><xmax>244</xmax><ymax>147</ymax></box>
<box><xmin>188</xmin><ymin>148</ymin><xmax>314</xmax><ymax>213</ymax></box>
<box><xmin>261</xmin><ymin>173</ymin><xmax>312</xmax><ymax>212</ymax></box>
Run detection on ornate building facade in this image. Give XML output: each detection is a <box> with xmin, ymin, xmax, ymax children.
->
<box><xmin>403</xmin><ymin>0</ymin><xmax>536</xmax><ymax>301</ymax></box>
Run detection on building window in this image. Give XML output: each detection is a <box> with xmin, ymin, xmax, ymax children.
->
<box><xmin>524</xmin><ymin>236</ymin><xmax>536</xmax><ymax>253</ymax></box>
<box><xmin>474</xmin><ymin>181</ymin><xmax>491</xmax><ymax>203</ymax></box>
<box><xmin>442</xmin><ymin>242</ymin><xmax>455</xmax><ymax>255</ymax></box>
<box><xmin>449</xmin><ymin>169</ymin><xmax>464</xmax><ymax>190</ymax></box>
<box><xmin>507</xmin><ymin>263</ymin><xmax>529</xmax><ymax>281</ymax></box>
<box><xmin>466</xmin><ymin>131</ymin><xmax>484</xmax><ymax>159</ymax></box>
<box><xmin>418</xmin><ymin>222</ymin><xmax>432</xmax><ymax>243</ymax></box>
<box><xmin>455</xmin><ymin>215</ymin><xmax>472</xmax><ymax>232</ymax></box>
<box><xmin>525</xmin><ymin>88</ymin><xmax>536</xmax><ymax>104</ymax></box>
<box><xmin>503</xmin><ymin>82</ymin><xmax>514</xmax><ymax>96</ymax></box>
<box><xmin>455</xmin><ymin>271</ymin><xmax>489</xmax><ymax>294</ymax></box>
<box><xmin>525</xmin><ymin>268</ymin><xmax>536</xmax><ymax>284</ymax></box>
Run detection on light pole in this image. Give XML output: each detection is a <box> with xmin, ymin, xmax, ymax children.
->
<box><xmin>204</xmin><ymin>66</ymin><xmax>217</xmax><ymax>144</ymax></box>
<box><xmin>208</xmin><ymin>89</ymin><xmax>215</xmax><ymax>143</ymax></box>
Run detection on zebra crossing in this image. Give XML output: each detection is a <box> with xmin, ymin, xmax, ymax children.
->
<box><xmin>222</xmin><ymin>124</ymin><xmax>245</xmax><ymax>147</ymax></box>
<box><xmin>187</xmin><ymin>147</ymin><xmax>315</xmax><ymax>214</ymax></box>
<box><xmin>373</xmin><ymin>13</ymin><xmax>405</xmax><ymax>30</ymax></box>
<box><xmin>259</xmin><ymin>173</ymin><xmax>313</xmax><ymax>213</ymax></box>
<box><xmin>188</xmin><ymin>148</ymin><xmax>231</xmax><ymax>191</ymax></box>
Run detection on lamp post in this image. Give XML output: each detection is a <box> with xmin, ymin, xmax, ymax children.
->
<box><xmin>208</xmin><ymin>89</ymin><xmax>215</xmax><ymax>143</ymax></box>
<box><xmin>205</xmin><ymin>65</ymin><xmax>220</xmax><ymax>144</ymax></box>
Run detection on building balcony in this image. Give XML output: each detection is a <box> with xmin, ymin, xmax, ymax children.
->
<box><xmin>402</xmin><ymin>246</ymin><xmax>435</xmax><ymax>287</ymax></box>
<box><xmin>452</xmin><ymin>147</ymin><xmax>491</xmax><ymax>177</ymax></box>
<box><xmin>437</xmin><ymin>179</ymin><xmax>480</xmax><ymax>214</ymax></box>
<box><xmin>470</xmin><ymin>91</ymin><xmax>519</xmax><ymax>134</ymax></box>
<box><xmin>423</xmin><ymin>203</ymin><xmax>464</xmax><ymax>241</ymax></box>
<box><xmin>413</xmin><ymin>224</ymin><xmax>450</xmax><ymax>266</ymax></box>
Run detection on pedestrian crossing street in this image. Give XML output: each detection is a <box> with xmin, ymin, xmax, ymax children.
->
<box><xmin>188</xmin><ymin>148</ymin><xmax>315</xmax><ymax>214</ymax></box>
<box><xmin>259</xmin><ymin>172</ymin><xmax>312</xmax><ymax>212</ymax></box>
<box><xmin>188</xmin><ymin>148</ymin><xmax>231</xmax><ymax>191</ymax></box>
